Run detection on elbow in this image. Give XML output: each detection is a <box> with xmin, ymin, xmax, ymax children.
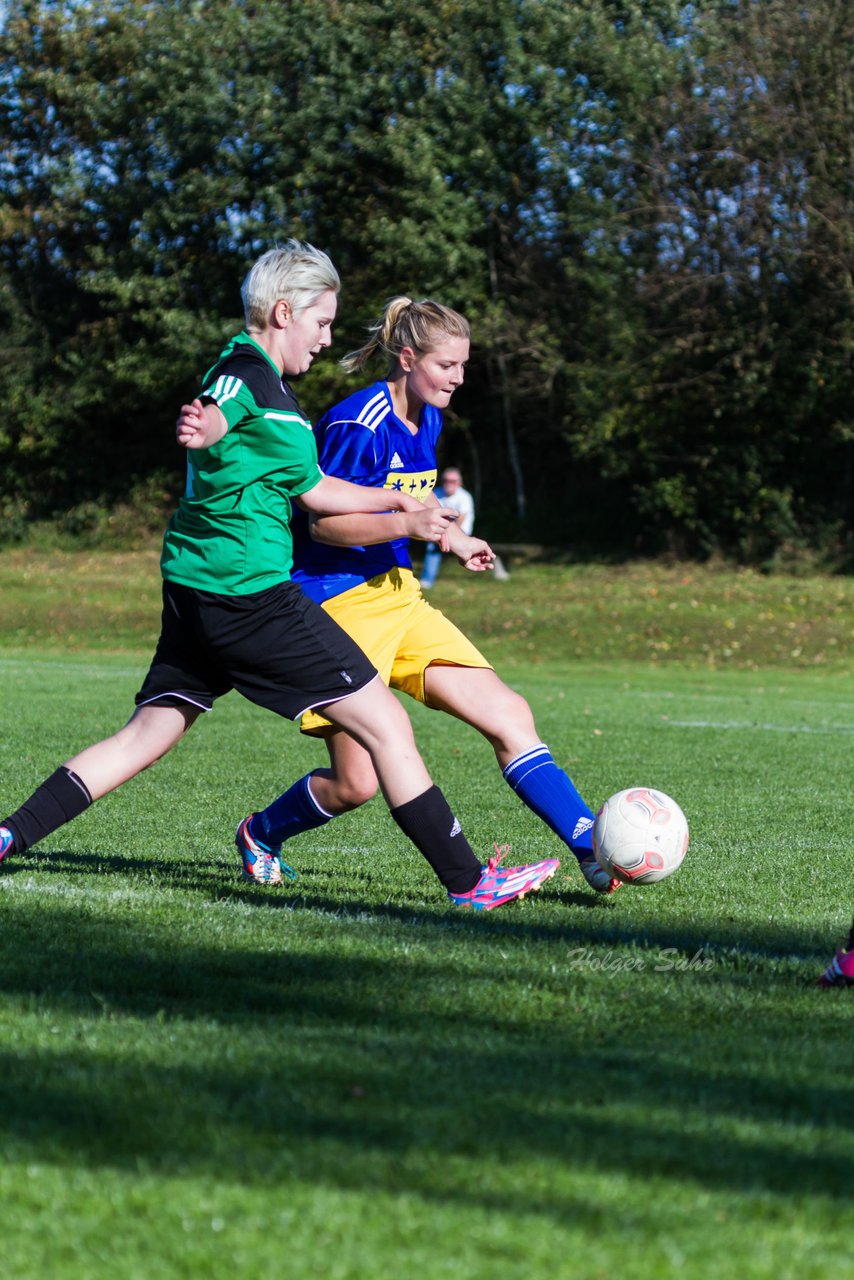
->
<box><xmin>308</xmin><ymin>515</ymin><xmax>332</xmax><ymax>544</ymax></box>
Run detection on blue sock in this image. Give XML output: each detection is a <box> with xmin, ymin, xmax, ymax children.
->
<box><xmin>502</xmin><ymin>744</ymin><xmax>595</xmax><ymax>861</ymax></box>
<box><xmin>251</xmin><ymin>774</ymin><xmax>333</xmax><ymax>847</ymax></box>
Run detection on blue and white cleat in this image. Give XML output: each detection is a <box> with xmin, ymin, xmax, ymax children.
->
<box><xmin>448</xmin><ymin>844</ymin><xmax>559</xmax><ymax>911</ymax></box>
<box><xmin>235</xmin><ymin>815</ymin><xmax>296</xmax><ymax>886</ymax></box>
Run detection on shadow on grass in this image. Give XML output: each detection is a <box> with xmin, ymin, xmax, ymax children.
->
<box><xmin>4</xmin><ymin>847</ymin><xmax>225</xmax><ymax>883</ymax></box>
<box><xmin>5</xmin><ymin>843</ymin><xmax>835</xmax><ymax>965</ymax></box>
<box><xmin>0</xmin><ymin>890</ymin><xmax>852</xmax><ymax>1215</ymax></box>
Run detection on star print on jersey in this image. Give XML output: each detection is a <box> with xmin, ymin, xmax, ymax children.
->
<box><xmin>384</xmin><ymin>470</ymin><xmax>437</xmax><ymax>502</ymax></box>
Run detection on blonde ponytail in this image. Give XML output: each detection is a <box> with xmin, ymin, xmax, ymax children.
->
<box><xmin>341</xmin><ymin>297</ymin><xmax>469</xmax><ymax>375</ymax></box>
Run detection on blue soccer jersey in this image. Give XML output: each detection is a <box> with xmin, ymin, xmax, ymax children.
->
<box><xmin>292</xmin><ymin>381</ymin><xmax>441</xmax><ymax>602</ymax></box>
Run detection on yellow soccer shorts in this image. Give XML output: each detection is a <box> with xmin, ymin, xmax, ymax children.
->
<box><xmin>300</xmin><ymin>567</ymin><xmax>492</xmax><ymax>735</ymax></box>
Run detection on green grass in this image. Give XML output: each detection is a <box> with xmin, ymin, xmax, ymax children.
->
<box><xmin>1</xmin><ymin>552</ymin><xmax>853</xmax><ymax>1279</ymax></box>
<box><xmin>2</xmin><ymin>546</ymin><xmax>854</xmax><ymax>667</ymax></box>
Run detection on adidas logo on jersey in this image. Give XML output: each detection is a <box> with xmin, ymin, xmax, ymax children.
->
<box><xmin>389</xmin><ymin>451</ymin><xmax>405</xmax><ymax>469</ymax></box>
<box><xmin>449</xmin><ymin>817</ymin><xmax>462</xmax><ymax>837</ymax></box>
<box><xmin>572</xmin><ymin>816</ymin><xmax>594</xmax><ymax>840</ymax></box>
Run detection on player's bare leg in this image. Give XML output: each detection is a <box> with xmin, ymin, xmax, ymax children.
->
<box><xmin>423</xmin><ymin>664</ymin><xmax>619</xmax><ymax>894</ymax></box>
<box><xmin>0</xmin><ymin>703</ymin><xmax>201</xmax><ymax>864</ymax></box>
<box><xmin>310</xmin><ymin>730</ymin><xmax>379</xmax><ymax>813</ymax></box>
<box><xmin>320</xmin><ymin>679</ymin><xmax>431</xmax><ymax>809</ymax></box>
<box><xmin>422</xmin><ymin>665</ymin><xmax>538</xmax><ymax>766</ymax></box>
<box><xmin>236</xmin><ymin>679</ymin><xmax>558</xmax><ymax>904</ymax></box>
<box><xmin>238</xmin><ymin>679</ymin><xmax>481</xmax><ymax>895</ymax></box>
<box><xmin>65</xmin><ymin>703</ymin><xmax>202</xmax><ymax>800</ymax></box>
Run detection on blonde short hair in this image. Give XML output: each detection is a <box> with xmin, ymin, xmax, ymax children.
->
<box><xmin>241</xmin><ymin>240</ymin><xmax>340</xmax><ymax>329</ymax></box>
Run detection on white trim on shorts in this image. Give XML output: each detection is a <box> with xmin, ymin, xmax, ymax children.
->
<box><xmin>135</xmin><ymin>692</ymin><xmax>214</xmax><ymax>712</ymax></box>
<box><xmin>293</xmin><ymin>670</ymin><xmax>381</xmax><ymax>721</ymax></box>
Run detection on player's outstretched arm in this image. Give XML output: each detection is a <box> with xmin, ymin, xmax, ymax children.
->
<box><xmin>309</xmin><ymin>505</ymin><xmax>459</xmax><ymax>548</ymax></box>
<box><xmin>297</xmin><ymin>474</ymin><xmax>423</xmax><ymax>518</ymax></box>
<box><xmin>176</xmin><ymin>398</ymin><xmax>228</xmax><ymax>450</ymax></box>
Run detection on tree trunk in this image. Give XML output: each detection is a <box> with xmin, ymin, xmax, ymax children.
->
<box><xmin>488</xmin><ymin>245</ymin><xmax>526</xmax><ymax>523</ymax></box>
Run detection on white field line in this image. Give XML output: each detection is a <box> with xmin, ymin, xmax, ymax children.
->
<box><xmin>668</xmin><ymin>719</ymin><xmax>854</xmax><ymax>734</ymax></box>
<box><xmin>0</xmin><ymin>878</ymin><xmax>261</xmax><ymax>917</ymax></box>
<box><xmin>0</xmin><ymin>657</ymin><xmax>143</xmax><ymax>678</ymax></box>
<box><xmin>0</xmin><ymin>878</ymin><xmax>159</xmax><ymax>901</ymax></box>
<box><xmin>637</xmin><ymin>689</ymin><xmax>854</xmax><ymax>712</ymax></box>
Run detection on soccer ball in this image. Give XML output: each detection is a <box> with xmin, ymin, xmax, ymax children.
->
<box><xmin>592</xmin><ymin>788</ymin><xmax>689</xmax><ymax>884</ymax></box>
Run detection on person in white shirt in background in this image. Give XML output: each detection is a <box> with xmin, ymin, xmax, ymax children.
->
<box><xmin>420</xmin><ymin>467</ymin><xmax>509</xmax><ymax>587</ymax></box>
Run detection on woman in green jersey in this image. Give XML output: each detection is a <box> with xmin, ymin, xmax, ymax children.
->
<box><xmin>0</xmin><ymin>244</ymin><xmax>558</xmax><ymax>910</ymax></box>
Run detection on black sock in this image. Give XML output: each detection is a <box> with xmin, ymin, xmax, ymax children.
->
<box><xmin>3</xmin><ymin>767</ymin><xmax>93</xmax><ymax>854</ymax></box>
<box><xmin>390</xmin><ymin>785</ymin><xmax>481</xmax><ymax>894</ymax></box>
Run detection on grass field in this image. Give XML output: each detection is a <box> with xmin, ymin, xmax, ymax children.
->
<box><xmin>1</xmin><ymin>551</ymin><xmax>852</xmax><ymax>1279</ymax></box>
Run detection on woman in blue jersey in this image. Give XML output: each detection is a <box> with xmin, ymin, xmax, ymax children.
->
<box><xmin>237</xmin><ymin>296</ymin><xmax>620</xmax><ymax>896</ymax></box>
<box><xmin>0</xmin><ymin>258</ymin><xmax>557</xmax><ymax>913</ymax></box>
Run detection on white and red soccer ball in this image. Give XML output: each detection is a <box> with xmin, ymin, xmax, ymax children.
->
<box><xmin>592</xmin><ymin>787</ymin><xmax>689</xmax><ymax>884</ymax></box>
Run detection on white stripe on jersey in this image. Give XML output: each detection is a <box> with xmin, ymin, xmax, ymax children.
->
<box><xmin>353</xmin><ymin>389</ymin><xmax>388</xmax><ymax>433</ymax></box>
<box><xmin>207</xmin><ymin>374</ymin><xmax>244</xmax><ymax>406</ymax></box>
<box><xmin>264</xmin><ymin>411</ymin><xmax>312</xmax><ymax>429</ymax></box>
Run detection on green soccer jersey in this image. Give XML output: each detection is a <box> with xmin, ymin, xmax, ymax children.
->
<box><xmin>161</xmin><ymin>333</ymin><xmax>323</xmax><ymax>595</ymax></box>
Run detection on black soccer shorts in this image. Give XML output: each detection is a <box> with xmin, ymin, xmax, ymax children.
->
<box><xmin>135</xmin><ymin>579</ymin><xmax>377</xmax><ymax>720</ymax></box>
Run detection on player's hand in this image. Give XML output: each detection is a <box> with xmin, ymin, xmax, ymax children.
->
<box><xmin>453</xmin><ymin>535</ymin><xmax>496</xmax><ymax>572</ymax></box>
<box><xmin>176</xmin><ymin>398</ymin><xmax>210</xmax><ymax>449</ymax></box>
<box><xmin>405</xmin><ymin>506</ymin><xmax>459</xmax><ymax>543</ymax></box>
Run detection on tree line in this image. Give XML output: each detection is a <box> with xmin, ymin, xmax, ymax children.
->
<box><xmin>1</xmin><ymin>0</ymin><xmax>851</xmax><ymax>563</ymax></box>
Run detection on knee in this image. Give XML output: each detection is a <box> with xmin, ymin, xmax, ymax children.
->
<box><xmin>334</xmin><ymin>769</ymin><xmax>379</xmax><ymax>810</ymax></box>
<box><xmin>484</xmin><ymin>688</ymin><xmax>538</xmax><ymax>753</ymax></box>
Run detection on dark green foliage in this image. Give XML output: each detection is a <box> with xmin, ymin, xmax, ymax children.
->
<box><xmin>0</xmin><ymin>0</ymin><xmax>852</xmax><ymax>560</ymax></box>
